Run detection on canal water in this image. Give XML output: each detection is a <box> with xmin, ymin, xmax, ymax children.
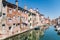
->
<box><xmin>40</xmin><ymin>26</ymin><xmax>60</xmax><ymax>40</ymax></box>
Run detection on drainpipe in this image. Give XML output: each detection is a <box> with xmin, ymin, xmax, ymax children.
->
<box><xmin>15</xmin><ymin>0</ymin><xmax>22</xmax><ymax>30</ymax></box>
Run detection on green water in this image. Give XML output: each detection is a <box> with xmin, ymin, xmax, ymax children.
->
<box><xmin>4</xmin><ymin>25</ymin><xmax>49</xmax><ymax>40</ymax></box>
<box><xmin>40</xmin><ymin>26</ymin><xmax>60</xmax><ymax>40</ymax></box>
<box><xmin>4</xmin><ymin>28</ymin><xmax>44</xmax><ymax>40</ymax></box>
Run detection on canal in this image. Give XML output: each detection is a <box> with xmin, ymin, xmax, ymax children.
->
<box><xmin>3</xmin><ymin>25</ymin><xmax>60</xmax><ymax>40</ymax></box>
<box><xmin>40</xmin><ymin>26</ymin><xmax>60</xmax><ymax>40</ymax></box>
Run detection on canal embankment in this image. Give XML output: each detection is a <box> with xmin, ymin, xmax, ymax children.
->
<box><xmin>0</xmin><ymin>24</ymin><xmax>49</xmax><ymax>40</ymax></box>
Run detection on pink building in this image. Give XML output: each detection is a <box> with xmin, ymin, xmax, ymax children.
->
<box><xmin>0</xmin><ymin>0</ymin><xmax>48</xmax><ymax>39</ymax></box>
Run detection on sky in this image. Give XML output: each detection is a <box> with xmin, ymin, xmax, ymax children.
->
<box><xmin>7</xmin><ymin>0</ymin><xmax>60</xmax><ymax>19</ymax></box>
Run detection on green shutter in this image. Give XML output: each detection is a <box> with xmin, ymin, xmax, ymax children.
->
<box><xmin>0</xmin><ymin>12</ymin><xmax>2</xmax><ymax>17</ymax></box>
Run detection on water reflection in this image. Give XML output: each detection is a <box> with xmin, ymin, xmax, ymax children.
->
<box><xmin>40</xmin><ymin>26</ymin><xmax>60</xmax><ymax>40</ymax></box>
<box><xmin>4</xmin><ymin>26</ymin><xmax>44</xmax><ymax>40</ymax></box>
<box><xmin>3</xmin><ymin>25</ymin><xmax>51</xmax><ymax>40</ymax></box>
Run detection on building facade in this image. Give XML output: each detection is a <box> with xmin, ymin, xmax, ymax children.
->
<box><xmin>0</xmin><ymin>0</ymin><xmax>50</xmax><ymax>38</ymax></box>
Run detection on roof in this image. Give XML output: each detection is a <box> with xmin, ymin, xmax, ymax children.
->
<box><xmin>2</xmin><ymin>1</ymin><xmax>36</xmax><ymax>16</ymax></box>
<box><xmin>40</xmin><ymin>14</ymin><xmax>44</xmax><ymax>16</ymax></box>
<box><xmin>36</xmin><ymin>11</ymin><xmax>44</xmax><ymax>16</ymax></box>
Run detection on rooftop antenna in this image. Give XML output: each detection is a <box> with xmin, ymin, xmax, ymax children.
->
<box><xmin>0</xmin><ymin>0</ymin><xmax>2</xmax><ymax>17</ymax></box>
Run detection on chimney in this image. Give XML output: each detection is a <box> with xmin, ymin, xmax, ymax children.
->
<box><xmin>0</xmin><ymin>0</ymin><xmax>7</xmax><ymax>12</ymax></box>
<box><xmin>15</xmin><ymin>0</ymin><xmax>18</xmax><ymax>11</ymax></box>
<box><xmin>0</xmin><ymin>0</ymin><xmax>2</xmax><ymax>12</ymax></box>
<box><xmin>24</xmin><ymin>5</ymin><xmax>27</xmax><ymax>10</ymax></box>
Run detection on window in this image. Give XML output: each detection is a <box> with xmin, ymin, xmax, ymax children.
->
<box><xmin>25</xmin><ymin>11</ymin><xmax>27</xmax><ymax>14</ymax></box>
<box><xmin>8</xmin><ymin>18</ymin><xmax>12</xmax><ymax>21</ymax></box>
<box><xmin>30</xmin><ymin>23</ymin><xmax>31</xmax><ymax>26</ymax></box>
<box><xmin>30</xmin><ymin>18</ymin><xmax>31</xmax><ymax>20</ymax></box>
<box><xmin>3</xmin><ymin>13</ymin><xmax>6</xmax><ymax>15</ymax></box>
<box><xmin>3</xmin><ymin>2</ymin><xmax>6</xmax><ymax>7</ymax></box>
<box><xmin>9</xmin><ymin>9</ymin><xmax>12</xmax><ymax>14</ymax></box>
<box><xmin>13</xmin><ymin>23</ymin><xmax>16</xmax><ymax>27</ymax></box>
<box><xmin>16</xmin><ymin>23</ymin><xmax>20</xmax><ymax>26</ymax></box>
<box><xmin>28</xmin><ymin>14</ymin><xmax>30</xmax><ymax>16</ymax></box>
<box><xmin>13</xmin><ymin>23</ymin><xmax>15</xmax><ymax>25</ymax></box>
<box><xmin>9</xmin><ymin>26</ymin><xmax>11</xmax><ymax>30</ymax></box>
<box><xmin>23</xmin><ymin>23</ymin><xmax>27</xmax><ymax>26</ymax></box>
<box><xmin>8</xmin><ymin>18</ymin><xmax>12</xmax><ymax>20</ymax></box>
<box><xmin>28</xmin><ymin>20</ymin><xmax>30</xmax><ymax>22</ymax></box>
<box><xmin>28</xmin><ymin>13</ymin><xmax>32</xmax><ymax>16</ymax></box>
<box><xmin>17</xmin><ymin>23</ymin><xmax>20</xmax><ymax>25</ymax></box>
<box><xmin>21</xmin><ymin>17</ymin><xmax>25</xmax><ymax>22</ymax></box>
<box><xmin>3</xmin><ymin>13</ymin><xmax>6</xmax><ymax>18</ymax></box>
<box><xmin>2</xmin><ymin>24</ymin><xmax>5</xmax><ymax>26</ymax></box>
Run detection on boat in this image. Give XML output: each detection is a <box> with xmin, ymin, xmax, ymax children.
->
<box><xmin>57</xmin><ymin>30</ymin><xmax>60</xmax><ymax>35</ymax></box>
<box><xmin>57</xmin><ymin>24</ymin><xmax>60</xmax><ymax>30</ymax></box>
<box><xmin>55</xmin><ymin>18</ymin><xmax>60</xmax><ymax>31</ymax></box>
